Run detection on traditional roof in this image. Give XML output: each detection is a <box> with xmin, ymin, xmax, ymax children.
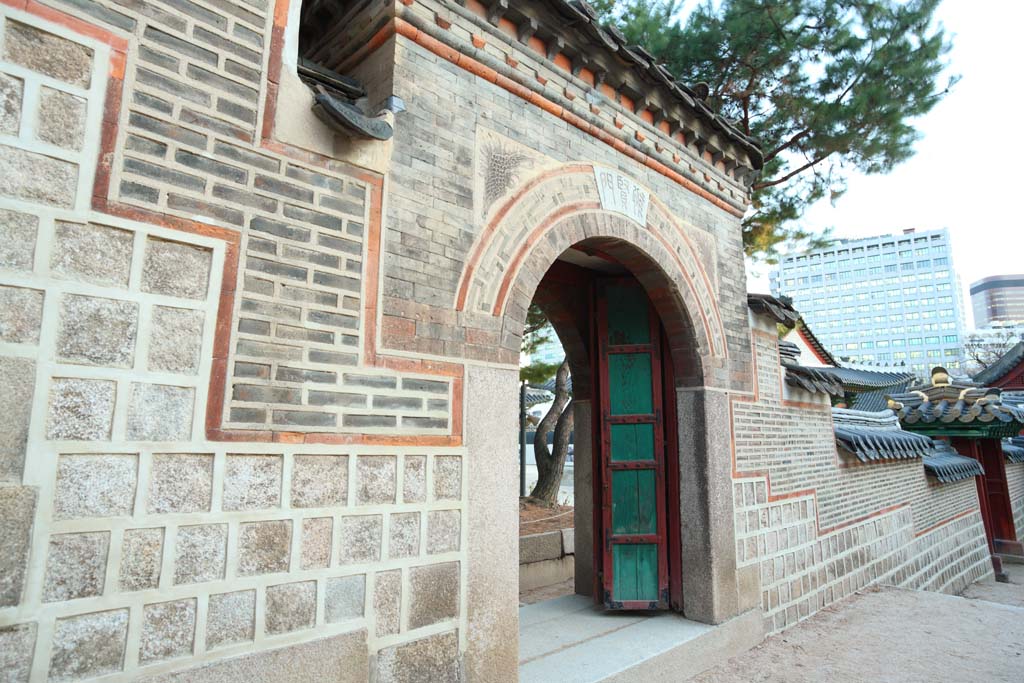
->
<box><xmin>524</xmin><ymin>388</ymin><xmax>554</xmax><ymax>407</ymax></box>
<box><xmin>923</xmin><ymin>440</ymin><xmax>985</xmax><ymax>483</ymax></box>
<box><xmin>832</xmin><ymin>408</ymin><xmax>933</xmax><ymax>463</ymax></box>
<box><xmin>973</xmin><ymin>341</ymin><xmax>1024</xmax><ymax>387</ymax></box>
<box><xmin>747</xmin><ymin>294</ymin><xmax>800</xmax><ymax>326</ymax></box>
<box><xmin>542</xmin><ymin>0</ymin><xmax>764</xmax><ymax>169</ymax></box>
<box><xmin>1004</xmin><ymin>437</ymin><xmax>1024</xmax><ymax>464</ymax></box>
<box><xmin>888</xmin><ymin>373</ymin><xmax>1024</xmax><ymax>434</ymax></box>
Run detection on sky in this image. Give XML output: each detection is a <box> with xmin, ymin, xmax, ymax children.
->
<box><xmin>743</xmin><ymin>0</ymin><xmax>1023</xmax><ymax>329</ymax></box>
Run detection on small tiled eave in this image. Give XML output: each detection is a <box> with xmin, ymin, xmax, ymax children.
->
<box><xmin>1005</xmin><ymin>437</ymin><xmax>1024</xmax><ymax>464</ymax></box>
<box><xmin>832</xmin><ymin>408</ymin><xmax>933</xmax><ymax>463</ymax></box>
<box><xmin>888</xmin><ymin>387</ymin><xmax>1024</xmax><ymax>438</ymax></box>
<box><xmin>924</xmin><ymin>440</ymin><xmax>985</xmax><ymax>483</ymax></box>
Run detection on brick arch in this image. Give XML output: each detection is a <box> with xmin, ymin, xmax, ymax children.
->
<box><xmin>455</xmin><ymin>165</ymin><xmax>728</xmax><ymax>368</ymax></box>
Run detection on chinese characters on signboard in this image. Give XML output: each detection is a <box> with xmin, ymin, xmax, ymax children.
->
<box><xmin>594</xmin><ymin>166</ymin><xmax>651</xmax><ymax>226</ymax></box>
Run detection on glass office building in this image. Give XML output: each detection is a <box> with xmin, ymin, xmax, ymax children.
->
<box><xmin>769</xmin><ymin>228</ymin><xmax>966</xmax><ymax>379</ymax></box>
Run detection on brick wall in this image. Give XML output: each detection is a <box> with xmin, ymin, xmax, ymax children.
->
<box><xmin>1009</xmin><ymin>461</ymin><xmax>1024</xmax><ymax>537</ymax></box>
<box><xmin>732</xmin><ymin>320</ymin><xmax>991</xmax><ymax>633</ymax></box>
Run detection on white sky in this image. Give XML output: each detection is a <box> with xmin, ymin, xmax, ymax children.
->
<box><xmin>743</xmin><ymin>0</ymin><xmax>1023</xmax><ymax>329</ymax></box>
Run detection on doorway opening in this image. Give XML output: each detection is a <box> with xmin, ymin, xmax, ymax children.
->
<box><xmin>516</xmin><ymin>244</ymin><xmax>684</xmax><ymax>610</ymax></box>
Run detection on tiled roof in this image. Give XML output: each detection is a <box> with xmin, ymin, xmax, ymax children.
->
<box><xmin>747</xmin><ymin>294</ymin><xmax>800</xmax><ymax>325</ymax></box>
<box><xmin>923</xmin><ymin>440</ymin><xmax>985</xmax><ymax>483</ymax></box>
<box><xmin>544</xmin><ymin>1</ymin><xmax>764</xmax><ymax>169</ymax></box>
<box><xmin>832</xmin><ymin>408</ymin><xmax>933</xmax><ymax>463</ymax></box>
<box><xmin>973</xmin><ymin>341</ymin><xmax>1024</xmax><ymax>386</ymax></box>
<box><xmin>888</xmin><ymin>385</ymin><xmax>1024</xmax><ymax>426</ymax></box>
<box><xmin>1005</xmin><ymin>437</ymin><xmax>1024</xmax><ymax>464</ymax></box>
<box><xmin>785</xmin><ymin>364</ymin><xmax>844</xmax><ymax>397</ymax></box>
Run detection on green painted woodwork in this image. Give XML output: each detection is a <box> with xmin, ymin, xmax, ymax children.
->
<box><xmin>606</xmin><ymin>284</ymin><xmax>650</xmax><ymax>345</ymax></box>
<box><xmin>612</xmin><ymin>470</ymin><xmax>657</xmax><ymax>534</ymax></box>
<box><xmin>608</xmin><ymin>353</ymin><xmax>653</xmax><ymax>415</ymax></box>
<box><xmin>610</xmin><ymin>423</ymin><xmax>655</xmax><ymax>461</ymax></box>
<box><xmin>612</xmin><ymin>544</ymin><xmax>659</xmax><ymax>601</ymax></box>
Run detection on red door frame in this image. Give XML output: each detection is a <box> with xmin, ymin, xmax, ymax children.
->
<box><xmin>591</xmin><ymin>278</ymin><xmax>679</xmax><ymax>610</ymax></box>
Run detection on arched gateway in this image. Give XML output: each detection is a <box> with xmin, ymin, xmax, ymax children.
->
<box><xmin>0</xmin><ymin>0</ymin><xmax>1000</xmax><ymax>681</ymax></box>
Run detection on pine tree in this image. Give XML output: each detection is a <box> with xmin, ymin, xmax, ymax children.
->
<box><xmin>595</xmin><ymin>0</ymin><xmax>956</xmax><ymax>261</ymax></box>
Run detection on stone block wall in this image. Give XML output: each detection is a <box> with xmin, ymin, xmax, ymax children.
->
<box><xmin>732</xmin><ymin>318</ymin><xmax>991</xmax><ymax>633</ymax></box>
<box><xmin>0</xmin><ymin>3</ymin><xmax>468</xmax><ymax>681</ymax></box>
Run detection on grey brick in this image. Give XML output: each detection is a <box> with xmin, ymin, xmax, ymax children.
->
<box><xmin>232</xmin><ymin>384</ymin><xmax>301</xmax><ymax>404</ymax></box>
<box><xmin>320</xmin><ymin>194</ymin><xmax>364</xmax><ymax>216</ymax></box>
<box><xmin>193</xmin><ymin>26</ymin><xmax>260</xmax><ymax>64</ymax></box>
<box><xmin>136</xmin><ymin>67</ymin><xmax>210</xmax><ymax>106</ymax></box>
<box><xmin>255</xmin><ymin>176</ymin><xmax>314</xmax><ymax>203</ymax></box>
<box><xmin>342</xmin><ymin>414</ymin><xmax>397</xmax><ymax>428</ymax></box>
<box><xmin>233</xmin><ymin>361</ymin><xmax>269</xmax><ymax>379</ymax></box>
<box><xmin>51</xmin><ymin>0</ymin><xmax>136</xmax><ymax>31</ymax></box>
<box><xmin>156</xmin><ymin>0</ymin><xmax>228</xmax><ymax>30</ymax></box>
<box><xmin>275</xmin><ymin>324</ymin><xmax>334</xmax><ymax>344</ymax></box>
<box><xmin>139</xmin><ymin>45</ymin><xmax>179</xmax><ymax>72</ymax></box>
<box><xmin>120</xmin><ymin>180</ymin><xmax>159</xmax><ymax>203</ymax></box>
<box><xmin>144</xmin><ymin>26</ymin><xmax>216</xmax><ymax>65</ymax></box>
<box><xmin>243</xmin><ymin>275</ymin><xmax>274</xmax><ymax>295</ymax></box>
<box><xmin>344</xmin><ymin>374</ymin><xmax>397</xmax><ymax>390</ymax></box>
<box><xmin>308</xmin><ymin>390</ymin><xmax>366</xmax><ymax>407</ymax></box>
<box><xmin>213</xmin><ymin>184</ymin><xmax>276</xmax><ymax>212</ymax></box>
<box><xmin>213</xmin><ymin>141</ymin><xmax>279</xmax><ymax>172</ymax></box>
<box><xmin>272</xmin><ymin>410</ymin><xmax>337</xmax><ymax>427</ymax></box>
<box><xmin>402</xmin><ymin>378</ymin><xmax>449</xmax><ymax>394</ymax></box>
<box><xmin>309</xmin><ymin>349</ymin><xmax>358</xmax><ymax>366</ymax></box>
<box><xmin>373</xmin><ymin>396</ymin><xmax>423</xmax><ymax>411</ymax></box>
<box><xmin>275</xmin><ymin>367</ymin><xmax>336</xmax><ymax>384</ymax></box>
<box><xmin>282</xmin><ymin>245</ymin><xmax>340</xmax><ymax>269</ymax></box>
<box><xmin>317</xmin><ymin>233</ymin><xmax>362</xmax><ymax>256</ymax></box>
<box><xmin>237</xmin><ymin>318</ymin><xmax>270</xmax><ymax>335</ymax></box>
<box><xmin>125</xmin><ymin>134</ymin><xmax>167</xmax><ymax>158</ymax></box>
<box><xmin>247</xmin><ymin>237</ymin><xmax>276</xmax><ymax>255</ymax></box>
<box><xmin>125</xmin><ymin>157</ymin><xmax>205</xmax><ymax>192</ymax></box>
<box><xmin>285</xmin><ymin>165</ymin><xmax>343</xmax><ymax>192</ymax></box>
<box><xmin>128</xmin><ymin>112</ymin><xmax>207</xmax><ymax>148</ymax></box>
<box><xmin>239</xmin><ymin>299</ymin><xmax>300</xmax><ymax>321</ymax></box>
<box><xmin>250</xmin><ymin>216</ymin><xmax>310</xmax><ymax>242</ymax></box>
<box><xmin>167</xmin><ymin>194</ymin><xmax>244</xmax><ymax>226</ymax></box>
<box><xmin>235</xmin><ymin>339</ymin><xmax>302</xmax><ymax>360</ymax></box>
<box><xmin>402</xmin><ymin>417</ymin><xmax>448</xmax><ymax>429</ymax></box>
<box><xmin>179</xmin><ymin>108</ymin><xmax>251</xmax><ymax>142</ymax></box>
<box><xmin>225</xmin><ymin>59</ymin><xmax>260</xmax><ymax>83</ymax></box>
<box><xmin>247</xmin><ymin>257</ymin><xmax>308</xmax><ymax>282</ymax></box>
<box><xmin>133</xmin><ymin>90</ymin><xmax>173</xmax><ymax>115</ymax></box>
<box><xmin>232</xmin><ymin>22</ymin><xmax>262</xmax><ymax>48</ymax></box>
<box><xmin>283</xmin><ymin>204</ymin><xmax>343</xmax><ymax>231</ymax></box>
<box><xmin>307</xmin><ymin>310</ymin><xmax>358</xmax><ymax>329</ymax></box>
<box><xmin>313</xmin><ymin>270</ymin><xmax>360</xmax><ymax>292</ymax></box>
<box><xmin>175</xmin><ymin>149</ymin><xmax>247</xmax><ymax>183</ymax></box>
<box><xmin>279</xmin><ymin>284</ymin><xmax>337</xmax><ymax>307</ymax></box>
<box><xmin>202</xmin><ymin>0</ymin><xmax>262</xmax><ymax>27</ymax></box>
<box><xmin>112</xmin><ymin>0</ymin><xmax>187</xmax><ymax>32</ymax></box>
<box><xmin>216</xmin><ymin>98</ymin><xmax>256</xmax><ymax>124</ymax></box>
<box><xmin>230</xmin><ymin>407</ymin><xmax>265</xmax><ymax>422</ymax></box>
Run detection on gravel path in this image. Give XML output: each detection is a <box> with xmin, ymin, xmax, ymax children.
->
<box><xmin>688</xmin><ymin>567</ymin><xmax>1024</xmax><ymax>683</ymax></box>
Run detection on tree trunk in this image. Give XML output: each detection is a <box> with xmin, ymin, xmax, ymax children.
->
<box><xmin>530</xmin><ymin>360</ymin><xmax>573</xmax><ymax>504</ymax></box>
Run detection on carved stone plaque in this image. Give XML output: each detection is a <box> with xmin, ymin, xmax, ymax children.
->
<box><xmin>594</xmin><ymin>166</ymin><xmax>650</xmax><ymax>226</ymax></box>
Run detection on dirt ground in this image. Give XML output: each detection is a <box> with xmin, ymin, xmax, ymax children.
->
<box><xmin>519</xmin><ymin>498</ymin><xmax>574</xmax><ymax>536</ymax></box>
<box><xmin>520</xmin><ymin>578</ymin><xmax>576</xmax><ymax>606</ymax></box>
<box><xmin>688</xmin><ymin>563</ymin><xmax>1024</xmax><ymax>683</ymax></box>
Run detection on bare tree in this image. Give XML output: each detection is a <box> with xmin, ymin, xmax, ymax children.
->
<box><xmin>963</xmin><ymin>329</ymin><xmax>1023</xmax><ymax>376</ymax></box>
<box><xmin>530</xmin><ymin>360</ymin><xmax>573</xmax><ymax>504</ymax></box>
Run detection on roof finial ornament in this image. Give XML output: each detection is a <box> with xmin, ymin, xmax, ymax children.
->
<box><xmin>693</xmin><ymin>82</ymin><xmax>710</xmax><ymax>100</ymax></box>
<box><xmin>931</xmin><ymin>366</ymin><xmax>951</xmax><ymax>387</ymax></box>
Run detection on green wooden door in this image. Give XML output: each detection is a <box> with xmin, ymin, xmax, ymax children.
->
<box><xmin>596</xmin><ymin>280</ymin><xmax>669</xmax><ymax>609</ymax></box>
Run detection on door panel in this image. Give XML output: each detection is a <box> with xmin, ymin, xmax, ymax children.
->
<box><xmin>597</xmin><ymin>280</ymin><xmax>669</xmax><ymax>610</ymax></box>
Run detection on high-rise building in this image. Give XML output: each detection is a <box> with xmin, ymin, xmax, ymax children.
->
<box><xmin>769</xmin><ymin>228</ymin><xmax>966</xmax><ymax>378</ymax></box>
<box><xmin>970</xmin><ymin>274</ymin><xmax>1024</xmax><ymax>326</ymax></box>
